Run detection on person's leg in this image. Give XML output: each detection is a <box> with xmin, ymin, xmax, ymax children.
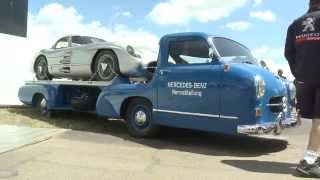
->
<box><xmin>297</xmin><ymin>109</ymin><xmax>302</xmax><ymax>126</ymax></box>
<box><xmin>307</xmin><ymin>119</ymin><xmax>320</xmax><ymax>153</ymax></box>
<box><xmin>295</xmin><ymin>80</ymin><xmax>302</xmax><ymax>125</ymax></box>
<box><xmin>296</xmin><ymin>84</ymin><xmax>320</xmax><ymax>177</ymax></box>
<box><xmin>308</xmin><ymin>86</ymin><xmax>320</xmax><ymax>152</ymax></box>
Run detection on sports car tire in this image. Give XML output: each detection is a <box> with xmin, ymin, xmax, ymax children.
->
<box><xmin>34</xmin><ymin>56</ymin><xmax>52</xmax><ymax>80</ymax></box>
<box><xmin>125</xmin><ymin>99</ymin><xmax>160</xmax><ymax>138</ymax></box>
<box><xmin>94</xmin><ymin>50</ymin><xmax>120</xmax><ymax>81</ymax></box>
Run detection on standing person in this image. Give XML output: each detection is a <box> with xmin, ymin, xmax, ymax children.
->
<box><xmin>277</xmin><ymin>69</ymin><xmax>287</xmax><ymax>80</ymax></box>
<box><xmin>285</xmin><ymin>0</ymin><xmax>320</xmax><ymax>177</ymax></box>
<box><xmin>260</xmin><ymin>60</ymin><xmax>270</xmax><ymax>70</ymax></box>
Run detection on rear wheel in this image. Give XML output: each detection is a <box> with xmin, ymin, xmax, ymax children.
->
<box><xmin>36</xmin><ymin>95</ymin><xmax>53</xmax><ymax>118</ymax></box>
<box><xmin>125</xmin><ymin>99</ymin><xmax>160</xmax><ymax>138</ymax></box>
<box><xmin>94</xmin><ymin>50</ymin><xmax>119</xmax><ymax>81</ymax></box>
<box><xmin>34</xmin><ymin>56</ymin><xmax>52</xmax><ymax>80</ymax></box>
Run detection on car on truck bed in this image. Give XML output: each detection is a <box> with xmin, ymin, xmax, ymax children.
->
<box><xmin>33</xmin><ymin>35</ymin><xmax>147</xmax><ymax>82</ymax></box>
<box><xmin>19</xmin><ymin>32</ymin><xmax>297</xmax><ymax>138</ymax></box>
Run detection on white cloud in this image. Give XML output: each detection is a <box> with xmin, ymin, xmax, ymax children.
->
<box><xmin>252</xmin><ymin>46</ymin><xmax>293</xmax><ymax>80</ymax></box>
<box><xmin>250</xmin><ymin>10</ymin><xmax>277</xmax><ymax>22</ymax></box>
<box><xmin>253</xmin><ymin>0</ymin><xmax>264</xmax><ymax>7</ymax></box>
<box><xmin>147</xmin><ymin>0</ymin><xmax>249</xmax><ymax>26</ymax></box>
<box><xmin>226</xmin><ymin>21</ymin><xmax>251</xmax><ymax>31</ymax></box>
<box><xmin>0</xmin><ymin>3</ymin><xmax>159</xmax><ymax>105</ymax></box>
<box><xmin>121</xmin><ymin>11</ymin><xmax>132</xmax><ymax>17</ymax></box>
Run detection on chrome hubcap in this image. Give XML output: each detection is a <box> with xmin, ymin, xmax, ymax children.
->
<box><xmin>36</xmin><ymin>58</ymin><xmax>48</xmax><ymax>79</ymax></box>
<box><xmin>37</xmin><ymin>65</ymin><xmax>43</xmax><ymax>74</ymax></box>
<box><xmin>40</xmin><ymin>98</ymin><xmax>47</xmax><ymax>114</ymax></box>
<box><xmin>97</xmin><ymin>55</ymin><xmax>115</xmax><ymax>80</ymax></box>
<box><xmin>134</xmin><ymin>110</ymin><xmax>147</xmax><ymax>126</ymax></box>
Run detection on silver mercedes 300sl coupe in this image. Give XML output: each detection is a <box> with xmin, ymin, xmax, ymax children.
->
<box><xmin>33</xmin><ymin>35</ymin><xmax>148</xmax><ymax>81</ymax></box>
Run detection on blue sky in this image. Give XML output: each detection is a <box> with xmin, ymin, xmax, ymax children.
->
<box><xmin>28</xmin><ymin>0</ymin><xmax>308</xmax><ymax>50</ymax></box>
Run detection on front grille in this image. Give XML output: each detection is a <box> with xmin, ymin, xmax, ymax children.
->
<box><xmin>268</xmin><ymin>96</ymin><xmax>284</xmax><ymax>113</ymax></box>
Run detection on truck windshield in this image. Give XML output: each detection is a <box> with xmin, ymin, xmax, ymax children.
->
<box><xmin>212</xmin><ymin>37</ymin><xmax>257</xmax><ymax>65</ymax></box>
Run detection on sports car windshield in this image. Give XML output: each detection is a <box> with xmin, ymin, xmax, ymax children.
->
<box><xmin>212</xmin><ymin>37</ymin><xmax>257</xmax><ymax>65</ymax></box>
<box><xmin>72</xmin><ymin>36</ymin><xmax>106</xmax><ymax>45</ymax></box>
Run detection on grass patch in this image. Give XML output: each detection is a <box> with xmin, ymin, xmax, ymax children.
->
<box><xmin>0</xmin><ymin>108</ymin><xmax>127</xmax><ymax>134</ymax></box>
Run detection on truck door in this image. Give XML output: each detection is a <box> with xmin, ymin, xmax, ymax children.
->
<box><xmin>154</xmin><ymin>37</ymin><xmax>236</xmax><ymax>134</ymax></box>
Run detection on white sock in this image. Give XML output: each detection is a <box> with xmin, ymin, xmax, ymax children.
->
<box><xmin>304</xmin><ymin>150</ymin><xmax>320</xmax><ymax>164</ymax></box>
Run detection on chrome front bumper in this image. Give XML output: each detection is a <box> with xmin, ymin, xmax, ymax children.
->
<box><xmin>238</xmin><ymin>122</ymin><xmax>280</xmax><ymax>135</ymax></box>
<box><xmin>237</xmin><ymin>113</ymin><xmax>299</xmax><ymax>136</ymax></box>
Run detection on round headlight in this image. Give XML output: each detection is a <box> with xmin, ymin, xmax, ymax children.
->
<box><xmin>126</xmin><ymin>45</ymin><xmax>141</xmax><ymax>58</ymax></box>
<box><xmin>127</xmin><ymin>45</ymin><xmax>135</xmax><ymax>56</ymax></box>
<box><xmin>255</xmin><ymin>75</ymin><xmax>266</xmax><ymax>99</ymax></box>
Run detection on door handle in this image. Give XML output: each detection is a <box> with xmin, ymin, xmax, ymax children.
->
<box><xmin>159</xmin><ymin>69</ymin><xmax>171</xmax><ymax>76</ymax></box>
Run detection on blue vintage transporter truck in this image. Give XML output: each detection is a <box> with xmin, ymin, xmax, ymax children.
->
<box><xmin>19</xmin><ymin>32</ymin><xmax>297</xmax><ymax>138</ymax></box>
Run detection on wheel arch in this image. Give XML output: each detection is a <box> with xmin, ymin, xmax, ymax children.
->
<box><xmin>90</xmin><ymin>49</ymin><xmax>119</xmax><ymax>74</ymax></box>
<box><xmin>120</xmin><ymin>96</ymin><xmax>153</xmax><ymax>119</ymax></box>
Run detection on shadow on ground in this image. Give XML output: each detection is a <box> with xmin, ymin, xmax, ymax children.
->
<box><xmin>222</xmin><ymin>160</ymin><xmax>299</xmax><ymax>175</ymax></box>
<box><xmin>7</xmin><ymin>108</ymin><xmax>288</xmax><ymax>158</ymax></box>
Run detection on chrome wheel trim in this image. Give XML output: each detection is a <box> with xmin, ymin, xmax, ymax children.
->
<box><xmin>134</xmin><ymin>110</ymin><xmax>148</xmax><ymax>127</ymax></box>
<box><xmin>97</xmin><ymin>54</ymin><xmax>115</xmax><ymax>80</ymax></box>
<box><xmin>36</xmin><ymin>58</ymin><xmax>48</xmax><ymax>79</ymax></box>
<box><xmin>39</xmin><ymin>98</ymin><xmax>48</xmax><ymax>115</ymax></box>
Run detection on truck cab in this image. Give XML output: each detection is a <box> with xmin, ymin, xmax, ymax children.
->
<box><xmin>19</xmin><ymin>32</ymin><xmax>297</xmax><ymax>138</ymax></box>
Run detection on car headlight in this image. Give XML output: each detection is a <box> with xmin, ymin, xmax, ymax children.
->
<box><xmin>127</xmin><ymin>45</ymin><xmax>141</xmax><ymax>58</ymax></box>
<box><xmin>288</xmin><ymin>82</ymin><xmax>296</xmax><ymax>100</ymax></box>
<box><xmin>255</xmin><ymin>75</ymin><xmax>266</xmax><ymax>99</ymax></box>
<box><xmin>127</xmin><ymin>45</ymin><xmax>135</xmax><ymax>56</ymax></box>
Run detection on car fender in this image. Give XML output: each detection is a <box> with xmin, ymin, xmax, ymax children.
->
<box><xmin>96</xmin><ymin>83</ymin><xmax>154</xmax><ymax>118</ymax></box>
<box><xmin>87</xmin><ymin>43</ymin><xmax>146</xmax><ymax>76</ymax></box>
<box><xmin>18</xmin><ymin>84</ymin><xmax>52</xmax><ymax>108</ymax></box>
<box><xmin>220</xmin><ymin>63</ymin><xmax>287</xmax><ymax>125</ymax></box>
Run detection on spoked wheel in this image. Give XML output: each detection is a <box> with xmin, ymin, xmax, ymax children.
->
<box><xmin>125</xmin><ymin>99</ymin><xmax>160</xmax><ymax>138</ymax></box>
<box><xmin>94</xmin><ymin>50</ymin><xmax>119</xmax><ymax>81</ymax></box>
<box><xmin>34</xmin><ymin>56</ymin><xmax>52</xmax><ymax>80</ymax></box>
<box><xmin>36</xmin><ymin>96</ymin><xmax>53</xmax><ymax>118</ymax></box>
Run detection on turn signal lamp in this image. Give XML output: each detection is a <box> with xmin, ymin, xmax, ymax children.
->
<box><xmin>255</xmin><ymin>108</ymin><xmax>262</xmax><ymax>117</ymax></box>
<box><xmin>224</xmin><ymin>64</ymin><xmax>230</xmax><ymax>72</ymax></box>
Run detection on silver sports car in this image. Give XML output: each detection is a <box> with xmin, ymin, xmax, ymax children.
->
<box><xmin>33</xmin><ymin>35</ymin><xmax>146</xmax><ymax>81</ymax></box>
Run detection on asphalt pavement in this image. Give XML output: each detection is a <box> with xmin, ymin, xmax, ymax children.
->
<box><xmin>0</xmin><ymin>118</ymin><xmax>313</xmax><ymax>180</ymax></box>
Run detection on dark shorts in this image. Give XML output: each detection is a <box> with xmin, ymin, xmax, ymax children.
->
<box><xmin>296</xmin><ymin>81</ymin><xmax>320</xmax><ymax>119</ymax></box>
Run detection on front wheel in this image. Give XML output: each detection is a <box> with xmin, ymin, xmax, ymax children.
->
<box><xmin>34</xmin><ymin>56</ymin><xmax>52</xmax><ymax>80</ymax></box>
<box><xmin>94</xmin><ymin>50</ymin><xmax>119</xmax><ymax>81</ymax></box>
<box><xmin>125</xmin><ymin>99</ymin><xmax>160</xmax><ymax>138</ymax></box>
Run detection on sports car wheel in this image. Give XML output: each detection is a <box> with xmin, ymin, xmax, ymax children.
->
<box><xmin>125</xmin><ymin>99</ymin><xmax>160</xmax><ymax>138</ymax></box>
<box><xmin>94</xmin><ymin>50</ymin><xmax>119</xmax><ymax>81</ymax></box>
<box><xmin>34</xmin><ymin>56</ymin><xmax>52</xmax><ymax>80</ymax></box>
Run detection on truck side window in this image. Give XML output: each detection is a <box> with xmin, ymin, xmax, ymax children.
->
<box><xmin>168</xmin><ymin>39</ymin><xmax>211</xmax><ymax>65</ymax></box>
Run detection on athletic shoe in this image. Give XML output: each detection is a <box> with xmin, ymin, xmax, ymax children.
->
<box><xmin>296</xmin><ymin>159</ymin><xmax>320</xmax><ymax>178</ymax></box>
